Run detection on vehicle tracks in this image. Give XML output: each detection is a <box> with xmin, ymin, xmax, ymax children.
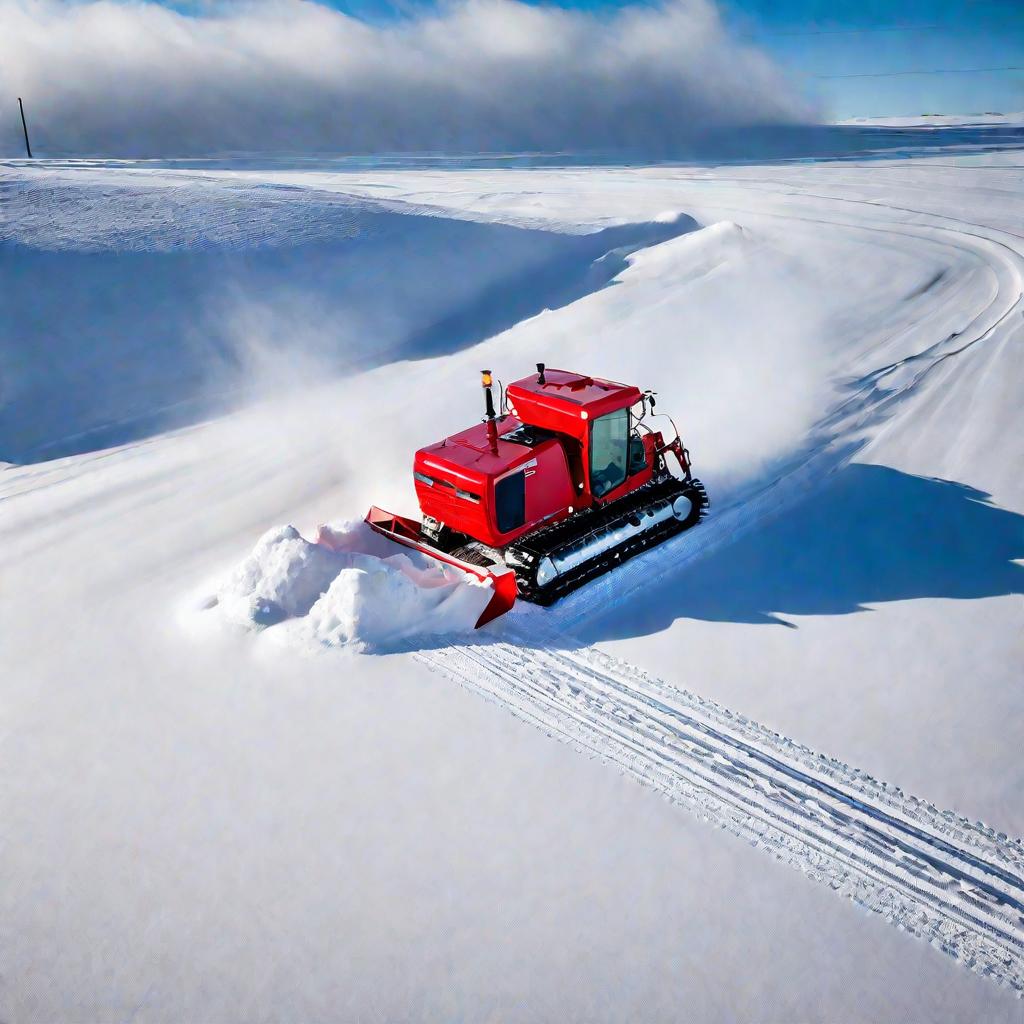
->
<box><xmin>421</xmin><ymin>638</ymin><xmax>1024</xmax><ymax>992</ymax></box>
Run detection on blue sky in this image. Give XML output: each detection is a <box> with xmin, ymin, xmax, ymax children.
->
<box><xmin>320</xmin><ymin>0</ymin><xmax>1024</xmax><ymax>118</ymax></box>
<box><xmin>724</xmin><ymin>0</ymin><xmax>1023</xmax><ymax>118</ymax></box>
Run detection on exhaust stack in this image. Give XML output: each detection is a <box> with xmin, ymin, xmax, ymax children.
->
<box><xmin>481</xmin><ymin>370</ymin><xmax>498</xmax><ymax>453</ymax></box>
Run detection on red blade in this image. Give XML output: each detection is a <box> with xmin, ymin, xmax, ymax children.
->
<box><xmin>318</xmin><ymin>507</ymin><xmax>518</xmax><ymax>629</ymax></box>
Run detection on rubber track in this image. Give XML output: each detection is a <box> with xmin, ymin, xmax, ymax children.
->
<box><xmin>509</xmin><ymin>476</ymin><xmax>710</xmax><ymax>605</ymax></box>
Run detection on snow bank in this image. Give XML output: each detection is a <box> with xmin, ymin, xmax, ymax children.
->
<box><xmin>625</xmin><ymin>219</ymin><xmax>751</xmax><ymax>277</ymax></box>
<box><xmin>209</xmin><ymin>520</ymin><xmax>492</xmax><ymax>651</ymax></box>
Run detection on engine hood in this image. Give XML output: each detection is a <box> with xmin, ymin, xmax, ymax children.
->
<box><xmin>415</xmin><ymin>417</ymin><xmax>535</xmax><ymax>485</ymax></box>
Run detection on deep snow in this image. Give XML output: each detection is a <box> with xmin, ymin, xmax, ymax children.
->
<box><xmin>2</xmin><ymin>123</ymin><xmax>1023</xmax><ymax>1021</ymax></box>
<box><xmin>208</xmin><ymin>520</ymin><xmax>490</xmax><ymax>648</ymax></box>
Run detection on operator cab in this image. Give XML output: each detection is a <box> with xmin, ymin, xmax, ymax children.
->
<box><xmin>505</xmin><ymin>366</ymin><xmax>654</xmax><ymax>504</ymax></box>
<box><xmin>414</xmin><ymin>366</ymin><xmax>663</xmax><ymax>551</ymax></box>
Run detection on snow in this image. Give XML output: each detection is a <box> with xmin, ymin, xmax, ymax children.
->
<box><xmin>306</xmin><ymin>558</ymin><xmax>489</xmax><ymax>648</ymax></box>
<box><xmin>2</xmin><ymin>117</ymin><xmax>1023</xmax><ymax>1020</ymax></box>
<box><xmin>206</xmin><ymin>519</ymin><xmax>491</xmax><ymax>648</ymax></box>
<box><xmin>213</xmin><ymin>524</ymin><xmax>350</xmax><ymax>626</ymax></box>
<box><xmin>837</xmin><ymin>111</ymin><xmax>1024</xmax><ymax>127</ymax></box>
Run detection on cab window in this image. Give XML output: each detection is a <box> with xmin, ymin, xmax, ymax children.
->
<box><xmin>590</xmin><ymin>409</ymin><xmax>629</xmax><ymax>497</ymax></box>
<box><xmin>495</xmin><ymin>471</ymin><xmax>526</xmax><ymax>533</ymax></box>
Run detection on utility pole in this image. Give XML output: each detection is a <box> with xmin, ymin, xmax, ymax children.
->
<box><xmin>18</xmin><ymin>97</ymin><xmax>32</xmax><ymax>158</ymax></box>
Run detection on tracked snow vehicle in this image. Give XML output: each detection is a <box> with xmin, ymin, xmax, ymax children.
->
<box><xmin>350</xmin><ymin>365</ymin><xmax>708</xmax><ymax>627</ymax></box>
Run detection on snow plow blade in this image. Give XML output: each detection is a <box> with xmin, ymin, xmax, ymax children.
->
<box><xmin>360</xmin><ymin>505</ymin><xmax>517</xmax><ymax>629</ymax></box>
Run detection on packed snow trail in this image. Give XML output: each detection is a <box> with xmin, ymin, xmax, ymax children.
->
<box><xmin>423</xmin><ymin>637</ymin><xmax>1024</xmax><ymax>992</ymax></box>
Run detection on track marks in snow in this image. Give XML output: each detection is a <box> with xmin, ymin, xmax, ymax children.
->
<box><xmin>422</xmin><ymin>638</ymin><xmax>1024</xmax><ymax>993</ymax></box>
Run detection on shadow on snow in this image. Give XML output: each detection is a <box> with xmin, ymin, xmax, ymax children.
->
<box><xmin>0</xmin><ymin>204</ymin><xmax>695</xmax><ymax>464</ymax></box>
<box><xmin>570</xmin><ymin>464</ymin><xmax>1024</xmax><ymax>643</ymax></box>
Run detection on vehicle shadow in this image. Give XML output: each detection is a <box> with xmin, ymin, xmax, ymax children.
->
<box><xmin>563</xmin><ymin>463</ymin><xmax>1024</xmax><ymax>643</ymax></box>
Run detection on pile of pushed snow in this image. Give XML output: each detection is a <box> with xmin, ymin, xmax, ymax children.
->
<box><xmin>208</xmin><ymin>520</ymin><xmax>493</xmax><ymax>651</ymax></box>
<box><xmin>214</xmin><ymin>525</ymin><xmax>348</xmax><ymax>627</ymax></box>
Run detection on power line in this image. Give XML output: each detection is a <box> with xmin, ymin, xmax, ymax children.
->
<box><xmin>818</xmin><ymin>66</ymin><xmax>1024</xmax><ymax>79</ymax></box>
<box><xmin>762</xmin><ymin>24</ymin><xmax>946</xmax><ymax>37</ymax></box>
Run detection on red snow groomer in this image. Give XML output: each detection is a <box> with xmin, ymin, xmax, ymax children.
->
<box><xmin>362</xmin><ymin>365</ymin><xmax>708</xmax><ymax>627</ymax></box>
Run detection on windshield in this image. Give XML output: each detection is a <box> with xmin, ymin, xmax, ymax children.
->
<box><xmin>590</xmin><ymin>409</ymin><xmax>629</xmax><ymax>497</ymax></box>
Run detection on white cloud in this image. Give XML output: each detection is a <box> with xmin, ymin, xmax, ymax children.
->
<box><xmin>1</xmin><ymin>0</ymin><xmax>814</xmax><ymax>155</ymax></box>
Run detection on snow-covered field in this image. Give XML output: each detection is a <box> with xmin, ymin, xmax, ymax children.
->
<box><xmin>2</xmin><ymin>122</ymin><xmax>1023</xmax><ymax>1020</ymax></box>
